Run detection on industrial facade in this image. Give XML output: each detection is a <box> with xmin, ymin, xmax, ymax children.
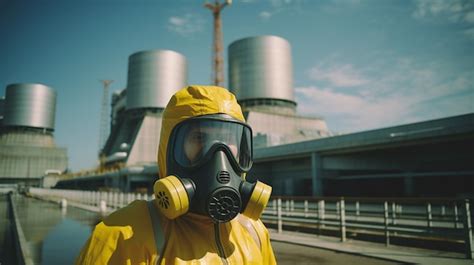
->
<box><xmin>249</xmin><ymin>113</ymin><xmax>474</xmax><ymax>197</ymax></box>
<box><xmin>0</xmin><ymin>84</ymin><xmax>68</xmax><ymax>186</ymax></box>
<box><xmin>55</xmin><ymin>36</ymin><xmax>473</xmax><ymax>198</ymax></box>
<box><xmin>229</xmin><ymin>36</ymin><xmax>331</xmax><ymax>147</ymax></box>
<box><xmin>102</xmin><ymin>49</ymin><xmax>187</xmax><ymax>165</ymax></box>
<box><xmin>61</xmin><ymin>50</ymin><xmax>190</xmax><ymax>191</ymax></box>
<box><xmin>57</xmin><ymin>36</ymin><xmax>333</xmax><ymax>192</ymax></box>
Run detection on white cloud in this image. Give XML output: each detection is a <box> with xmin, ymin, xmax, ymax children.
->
<box><xmin>307</xmin><ymin>64</ymin><xmax>369</xmax><ymax>87</ymax></box>
<box><xmin>295</xmin><ymin>86</ymin><xmax>411</xmax><ymax>132</ymax></box>
<box><xmin>321</xmin><ymin>0</ymin><xmax>362</xmax><ymax>14</ymax></box>
<box><xmin>167</xmin><ymin>14</ymin><xmax>205</xmax><ymax>36</ymax></box>
<box><xmin>330</xmin><ymin>0</ymin><xmax>361</xmax><ymax>4</ymax></box>
<box><xmin>465</xmin><ymin>11</ymin><xmax>474</xmax><ymax>23</ymax></box>
<box><xmin>296</xmin><ymin>86</ymin><xmax>365</xmax><ymax>114</ymax></box>
<box><xmin>413</xmin><ymin>0</ymin><xmax>474</xmax><ymax>24</ymax></box>
<box><xmin>259</xmin><ymin>11</ymin><xmax>272</xmax><ymax>19</ymax></box>
<box><xmin>366</xmin><ymin>58</ymin><xmax>472</xmax><ymax>102</ymax></box>
<box><xmin>464</xmin><ymin>28</ymin><xmax>474</xmax><ymax>40</ymax></box>
<box><xmin>169</xmin><ymin>17</ymin><xmax>186</xmax><ymax>26</ymax></box>
<box><xmin>258</xmin><ymin>0</ymin><xmax>304</xmax><ymax>20</ymax></box>
<box><xmin>297</xmin><ymin>56</ymin><xmax>474</xmax><ymax>133</ymax></box>
<box><xmin>269</xmin><ymin>0</ymin><xmax>295</xmax><ymax>8</ymax></box>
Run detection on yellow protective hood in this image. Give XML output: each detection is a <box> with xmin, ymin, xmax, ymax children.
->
<box><xmin>157</xmin><ymin>85</ymin><xmax>245</xmax><ymax>179</ymax></box>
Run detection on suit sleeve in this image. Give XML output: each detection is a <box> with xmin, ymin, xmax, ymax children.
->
<box><xmin>254</xmin><ymin>219</ymin><xmax>277</xmax><ymax>265</ymax></box>
<box><xmin>75</xmin><ymin>200</ymin><xmax>158</xmax><ymax>265</ymax></box>
<box><xmin>74</xmin><ymin>222</ymin><xmax>125</xmax><ymax>265</ymax></box>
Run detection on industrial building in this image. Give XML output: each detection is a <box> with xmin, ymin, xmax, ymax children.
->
<box><xmin>0</xmin><ymin>83</ymin><xmax>68</xmax><ymax>187</ymax></box>
<box><xmin>55</xmin><ymin>35</ymin><xmax>473</xmax><ymax>198</ymax></box>
<box><xmin>56</xmin><ymin>36</ymin><xmax>333</xmax><ymax>192</ymax></box>
<box><xmin>103</xmin><ymin>49</ymin><xmax>187</xmax><ymax>166</ymax></box>
<box><xmin>248</xmin><ymin>113</ymin><xmax>474</xmax><ymax>197</ymax></box>
<box><xmin>229</xmin><ymin>36</ymin><xmax>331</xmax><ymax>147</ymax></box>
<box><xmin>57</xmin><ymin>50</ymin><xmax>188</xmax><ymax>191</ymax></box>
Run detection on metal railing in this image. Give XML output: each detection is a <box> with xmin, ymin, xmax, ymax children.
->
<box><xmin>262</xmin><ymin>197</ymin><xmax>473</xmax><ymax>259</ymax></box>
<box><xmin>29</xmin><ymin>187</ymin><xmax>155</xmax><ymax>213</ymax></box>
<box><xmin>27</xmin><ymin>188</ymin><xmax>474</xmax><ymax>259</ymax></box>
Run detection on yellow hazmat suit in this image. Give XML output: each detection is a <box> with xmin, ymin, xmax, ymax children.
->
<box><xmin>75</xmin><ymin>85</ymin><xmax>277</xmax><ymax>265</ymax></box>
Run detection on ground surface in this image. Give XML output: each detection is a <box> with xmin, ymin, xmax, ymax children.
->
<box><xmin>272</xmin><ymin>241</ymin><xmax>406</xmax><ymax>265</ymax></box>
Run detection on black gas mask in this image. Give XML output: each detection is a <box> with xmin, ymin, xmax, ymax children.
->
<box><xmin>153</xmin><ymin>114</ymin><xmax>272</xmax><ymax>223</ymax></box>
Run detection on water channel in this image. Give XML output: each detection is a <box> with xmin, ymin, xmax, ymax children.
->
<box><xmin>1</xmin><ymin>194</ymin><xmax>101</xmax><ymax>264</ymax></box>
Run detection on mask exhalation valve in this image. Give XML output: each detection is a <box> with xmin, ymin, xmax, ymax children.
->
<box><xmin>207</xmin><ymin>188</ymin><xmax>241</xmax><ymax>223</ymax></box>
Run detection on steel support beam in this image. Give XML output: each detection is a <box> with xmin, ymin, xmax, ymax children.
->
<box><xmin>311</xmin><ymin>152</ymin><xmax>323</xmax><ymax>196</ymax></box>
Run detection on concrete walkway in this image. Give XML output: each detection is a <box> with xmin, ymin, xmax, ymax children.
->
<box><xmin>269</xmin><ymin>229</ymin><xmax>473</xmax><ymax>265</ymax></box>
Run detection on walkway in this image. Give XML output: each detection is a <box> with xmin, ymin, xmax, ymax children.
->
<box><xmin>269</xmin><ymin>229</ymin><xmax>472</xmax><ymax>265</ymax></box>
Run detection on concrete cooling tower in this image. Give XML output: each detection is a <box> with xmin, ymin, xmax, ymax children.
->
<box><xmin>3</xmin><ymin>83</ymin><xmax>56</xmax><ymax>131</ymax></box>
<box><xmin>0</xmin><ymin>83</ymin><xmax>67</xmax><ymax>183</ymax></box>
<box><xmin>228</xmin><ymin>36</ymin><xmax>331</xmax><ymax>148</ymax></box>
<box><xmin>126</xmin><ymin>50</ymin><xmax>187</xmax><ymax>110</ymax></box>
<box><xmin>98</xmin><ymin>49</ymin><xmax>188</xmax><ymax>182</ymax></box>
<box><xmin>229</xmin><ymin>35</ymin><xmax>296</xmax><ymax>115</ymax></box>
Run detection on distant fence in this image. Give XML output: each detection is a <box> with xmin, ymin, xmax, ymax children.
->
<box><xmin>28</xmin><ymin>187</ymin><xmax>155</xmax><ymax>213</ymax></box>
<box><xmin>27</xmin><ymin>188</ymin><xmax>474</xmax><ymax>259</ymax></box>
<box><xmin>262</xmin><ymin>196</ymin><xmax>473</xmax><ymax>259</ymax></box>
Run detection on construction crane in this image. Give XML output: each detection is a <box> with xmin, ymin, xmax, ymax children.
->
<box><xmin>204</xmin><ymin>0</ymin><xmax>231</xmax><ymax>87</ymax></box>
<box><xmin>98</xmin><ymin>80</ymin><xmax>113</xmax><ymax>155</ymax></box>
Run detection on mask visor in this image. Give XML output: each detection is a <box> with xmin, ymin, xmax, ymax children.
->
<box><xmin>173</xmin><ymin>119</ymin><xmax>252</xmax><ymax>170</ymax></box>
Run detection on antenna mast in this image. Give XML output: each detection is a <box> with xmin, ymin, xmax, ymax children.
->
<box><xmin>99</xmin><ymin>80</ymin><xmax>113</xmax><ymax>154</ymax></box>
<box><xmin>205</xmin><ymin>0</ymin><xmax>231</xmax><ymax>86</ymax></box>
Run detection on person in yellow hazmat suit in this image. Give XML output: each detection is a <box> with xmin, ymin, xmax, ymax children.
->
<box><xmin>75</xmin><ymin>85</ymin><xmax>277</xmax><ymax>265</ymax></box>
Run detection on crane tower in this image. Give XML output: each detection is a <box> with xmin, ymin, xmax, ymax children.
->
<box><xmin>204</xmin><ymin>0</ymin><xmax>231</xmax><ymax>86</ymax></box>
<box><xmin>99</xmin><ymin>79</ymin><xmax>113</xmax><ymax>154</ymax></box>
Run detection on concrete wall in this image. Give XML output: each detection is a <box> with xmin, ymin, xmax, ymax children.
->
<box><xmin>0</xmin><ymin>145</ymin><xmax>67</xmax><ymax>179</ymax></box>
<box><xmin>247</xmin><ymin>111</ymin><xmax>330</xmax><ymax>148</ymax></box>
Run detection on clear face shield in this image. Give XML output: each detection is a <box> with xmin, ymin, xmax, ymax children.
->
<box><xmin>172</xmin><ymin>117</ymin><xmax>253</xmax><ymax>172</ymax></box>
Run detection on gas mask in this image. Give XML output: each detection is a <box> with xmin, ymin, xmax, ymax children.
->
<box><xmin>154</xmin><ymin>114</ymin><xmax>272</xmax><ymax>223</ymax></box>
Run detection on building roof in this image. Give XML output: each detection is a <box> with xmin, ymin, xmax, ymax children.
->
<box><xmin>254</xmin><ymin>113</ymin><xmax>474</xmax><ymax>161</ymax></box>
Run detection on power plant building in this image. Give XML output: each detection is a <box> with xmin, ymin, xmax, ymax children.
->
<box><xmin>0</xmin><ymin>83</ymin><xmax>68</xmax><ymax>186</ymax></box>
<box><xmin>55</xmin><ymin>38</ymin><xmax>334</xmax><ymax>192</ymax></box>
<box><xmin>102</xmin><ymin>50</ymin><xmax>187</xmax><ymax>168</ymax></box>
<box><xmin>55</xmin><ymin>36</ymin><xmax>473</xmax><ymax>198</ymax></box>
<box><xmin>0</xmin><ymin>33</ymin><xmax>469</xmax><ymax>199</ymax></box>
<box><xmin>60</xmin><ymin>50</ymin><xmax>189</xmax><ymax>191</ymax></box>
<box><xmin>57</xmin><ymin>39</ymin><xmax>334</xmax><ymax>192</ymax></box>
<box><xmin>228</xmin><ymin>36</ymin><xmax>331</xmax><ymax>147</ymax></box>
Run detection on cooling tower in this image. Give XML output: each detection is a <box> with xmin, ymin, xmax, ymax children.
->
<box><xmin>126</xmin><ymin>50</ymin><xmax>187</xmax><ymax>110</ymax></box>
<box><xmin>228</xmin><ymin>35</ymin><xmax>296</xmax><ymax>111</ymax></box>
<box><xmin>3</xmin><ymin>83</ymin><xmax>56</xmax><ymax>130</ymax></box>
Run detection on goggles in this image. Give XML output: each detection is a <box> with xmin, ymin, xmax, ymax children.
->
<box><xmin>169</xmin><ymin>115</ymin><xmax>253</xmax><ymax>172</ymax></box>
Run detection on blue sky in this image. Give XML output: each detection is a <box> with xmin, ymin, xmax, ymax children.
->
<box><xmin>1</xmin><ymin>0</ymin><xmax>473</xmax><ymax>171</ymax></box>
